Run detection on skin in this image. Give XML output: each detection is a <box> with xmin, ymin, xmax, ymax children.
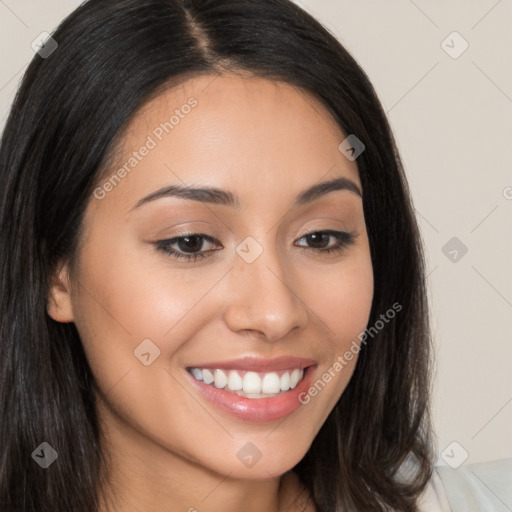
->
<box><xmin>47</xmin><ymin>71</ymin><xmax>374</xmax><ymax>512</ymax></box>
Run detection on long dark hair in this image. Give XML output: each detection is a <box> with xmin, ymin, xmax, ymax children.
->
<box><xmin>0</xmin><ymin>0</ymin><xmax>436</xmax><ymax>510</ymax></box>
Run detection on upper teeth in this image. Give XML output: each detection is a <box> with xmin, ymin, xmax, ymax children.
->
<box><xmin>189</xmin><ymin>368</ymin><xmax>305</xmax><ymax>395</ymax></box>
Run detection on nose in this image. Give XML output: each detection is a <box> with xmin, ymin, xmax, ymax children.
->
<box><xmin>222</xmin><ymin>243</ymin><xmax>309</xmax><ymax>342</ymax></box>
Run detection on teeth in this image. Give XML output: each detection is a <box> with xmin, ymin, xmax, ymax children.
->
<box><xmin>191</xmin><ymin>368</ymin><xmax>203</xmax><ymax>381</ymax></box>
<box><xmin>280</xmin><ymin>372</ymin><xmax>291</xmax><ymax>391</ymax></box>
<box><xmin>243</xmin><ymin>371</ymin><xmax>261</xmax><ymax>394</ymax></box>
<box><xmin>290</xmin><ymin>369</ymin><xmax>302</xmax><ymax>388</ymax></box>
<box><xmin>214</xmin><ymin>369</ymin><xmax>227</xmax><ymax>389</ymax></box>
<box><xmin>189</xmin><ymin>367</ymin><xmax>306</xmax><ymax>397</ymax></box>
<box><xmin>261</xmin><ymin>372</ymin><xmax>281</xmax><ymax>394</ymax></box>
<box><xmin>202</xmin><ymin>369</ymin><xmax>214</xmax><ymax>385</ymax></box>
<box><xmin>228</xmin><ymin>370</ymin><xmax>243</xmax><ymax>391</ymax></box>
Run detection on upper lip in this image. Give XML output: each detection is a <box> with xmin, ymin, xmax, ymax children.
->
<box><xmin>187</xmin><ymin>356</ymin><xmax>316</xmax><ymax>373</ymax></box>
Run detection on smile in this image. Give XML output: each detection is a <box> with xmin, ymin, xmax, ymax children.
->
<box><xmin>187</xmin><ymin>367</ymin><xmax>306</xmax><ymax>398</ymax></box>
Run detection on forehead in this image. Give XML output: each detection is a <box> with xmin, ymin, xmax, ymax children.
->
<box><xmin>98</xmin><ymin>71</ymin><xmax>361</xmax><ymax>209</ymax></box>
<box><xmin>126</xmin><ymin>70</ymin><xmax>343</xmax><ymax>137</ymax></box>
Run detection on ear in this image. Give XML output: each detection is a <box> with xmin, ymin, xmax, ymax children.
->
<box><xmin>47</xmin><ymin>261</ymin><xmax>75</xmax><ymax>323</ymax></box>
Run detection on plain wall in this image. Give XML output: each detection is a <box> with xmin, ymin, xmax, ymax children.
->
<box><xmin>1</xmin><ymin>0</ymin><xmax>511</xmax><ymax>466</ymax></box>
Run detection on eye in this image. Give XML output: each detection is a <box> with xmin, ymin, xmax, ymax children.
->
<box><xmin>154</xmin><ymin>234</ymin><xmax>221</xmax><ymax>262</ymax></box>
<box><xmin>295</xmin><ymin>230</ymin><xmax>357</xmax><ymax>255</ymax></box>
<box><xmin>154</xmin><ymin>230</ymin><xmax>357</xmax><ymax>263</ymax></box>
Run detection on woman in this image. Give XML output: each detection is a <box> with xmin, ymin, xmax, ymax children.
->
<box><xmin>0</xmin><ymin>0</ymin><xmax>451</xmax><ymax>510</ymax></box>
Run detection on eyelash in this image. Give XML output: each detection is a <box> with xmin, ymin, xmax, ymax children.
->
<box><xmin>154</xmin><ymin>230</ymin><xmax>357</xmax><ymax>262</ymax></box>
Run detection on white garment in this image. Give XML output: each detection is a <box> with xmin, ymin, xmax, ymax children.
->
<box><xmin>417</xmin><ymin>457</ymin><xmax>512</xmax><ymax>512</ymax></box>
<box><xmin>416</xmin><ymin>468</ymin><xmax>453</xmax><ymax>511</ymax></box>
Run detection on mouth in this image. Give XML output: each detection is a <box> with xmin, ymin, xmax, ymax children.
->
<box><xmin>184</xmin><ymin>356</ymin><xmax>317</xmax><ymax>422</ymax></box>
<box><xmin>186</xmin><ymin>367</ymin><xmax>307</xmax><ymax>399</ymax></box>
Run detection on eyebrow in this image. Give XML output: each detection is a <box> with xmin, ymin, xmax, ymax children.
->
<box><xmin>129</xmin><ymin>176</ymin><xmax>362</xmax><ymax>212</ymax></box>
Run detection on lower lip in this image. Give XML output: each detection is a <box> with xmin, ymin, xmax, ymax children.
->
<box><xmin>186</xmin><ymin>367</ymin><xmax>316</xmax><ymax>422</ymax></box>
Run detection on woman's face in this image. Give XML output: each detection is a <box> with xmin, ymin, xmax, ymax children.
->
<box><xmin>49</xmin><ymin>72</ymin><xmax>373</xmax><ymax>481</ymax></box>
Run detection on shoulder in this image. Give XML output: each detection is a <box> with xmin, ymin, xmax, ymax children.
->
<box><xmin>432</xmin><ymin>457</ymin><xmax>512</xmax><ymax>512</ymax></box>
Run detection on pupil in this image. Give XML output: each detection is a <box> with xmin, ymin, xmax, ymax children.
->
<box><xmin>179</xmin><ymin>235</ymin><xmax>203</xmax><ymax>253</ymax></box>
<box><xmin>308</xmin><ymin>232</ymin><xmax>329</xmax><ymax>249</ymax></box>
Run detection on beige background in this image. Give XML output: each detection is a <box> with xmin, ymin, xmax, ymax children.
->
<box><xmin>1</xmin><ymin>0</ymin><xmax>511</xmax><ymax>466</ymax></box>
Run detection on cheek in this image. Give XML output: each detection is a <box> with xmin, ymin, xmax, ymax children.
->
<box><xmin>69</xmin><ymin>229</ymin><xmax>194</xmax><ymax>390</ymax></box>
<box><xmin>69</xmin><ymin>235</ymin><xmax>228</xmax><ymax>457</ymax></box>
<box><xmin>297</xmin><ymin>246</ymin><xmax>373</xmax><ymax>414</ymax></box>
<box><xmin>70</xmin><ymin>228</ymin><xmax>246</xmax><ymax>420</ymax></box>
<box><xmin>73</xmin><ymin>224</ymin><xmax>218</xmax><ymax>337</ymax></box>
<box><xmin>328</xmin><ymin>267</ymin><xmax>373</xmax><ymax>345</ymax></box>
<box><xmin>306</xmin><ymin>248</ymin><xmax>374</xmax><ymax>350</ymax></box>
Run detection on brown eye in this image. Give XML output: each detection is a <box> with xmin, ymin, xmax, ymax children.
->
<box><xmin>295</xmin><ymin>230</ymin><xmax>356</xmax><ymax>255</ymax></box>
<box><xmin>154</xmin><ymin>230</ymin><xmax>356</xmax><ymax>263</ymax></box>
<box><xmin>155</xmin><ymin>234</ymin><xmax>220</xmax><ymax>261</ymax></box>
